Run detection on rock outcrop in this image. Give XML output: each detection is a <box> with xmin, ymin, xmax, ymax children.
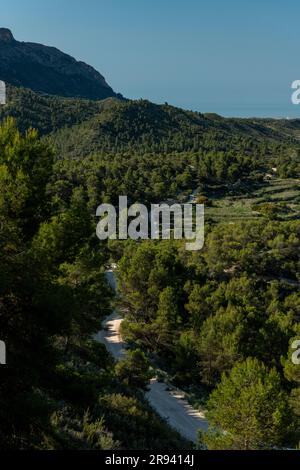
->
<box><xmin>0</xmin><ymin>28</ymin><xmax>120</xmax><ymax>100</ymax></box>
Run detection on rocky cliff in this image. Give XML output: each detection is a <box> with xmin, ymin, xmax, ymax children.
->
<box><xmin>0</xmin><ymin>28</ymin><xmax>120</xmax><ymax>100</ymax></box>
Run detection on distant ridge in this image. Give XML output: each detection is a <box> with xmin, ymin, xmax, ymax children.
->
<box><xmin>0</xmin><ymin>28</ymin><xmax>122</xmax><ymax>100</ymax></box>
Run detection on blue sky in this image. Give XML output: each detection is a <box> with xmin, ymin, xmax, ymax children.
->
<box><xmin>2</xmin><ymin>0</ymin><xmax>300</xmax><ymax>117</ymax></box>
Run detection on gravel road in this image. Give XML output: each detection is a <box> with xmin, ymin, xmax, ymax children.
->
<box><xmin>95</xmin><ymin>270</ymin><xmax>208</xmax><ymax>443</ymax></box>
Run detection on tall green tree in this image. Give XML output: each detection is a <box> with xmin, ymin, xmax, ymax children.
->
<box><xmin>204</xmin><ymin>358</ymin><xmax>295</xmax><ymax>449</ymax></box>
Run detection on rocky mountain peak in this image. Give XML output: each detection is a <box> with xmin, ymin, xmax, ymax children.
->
<box><xmin>0</xmin><ymin>28</ymin><xmax>15</xmax><ymax>43</ymax></box>
<box><xmin>0</xmin><ymin>28</ymin><xmax>121</xmax><ymax>100</ymax></box>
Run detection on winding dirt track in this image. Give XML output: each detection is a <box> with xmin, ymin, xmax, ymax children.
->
<box><xmin>94</xmin><ymin>270</ymin><xmax>208</xmax><ymax>443</ymax></box>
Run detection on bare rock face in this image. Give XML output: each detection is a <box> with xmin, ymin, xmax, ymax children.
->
<box><xmin>0</xmin><ymin>28</ymin><xmax>120</xmax><ymax>100</ymax></box>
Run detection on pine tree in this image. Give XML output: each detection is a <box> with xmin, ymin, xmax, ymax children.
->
<box><xmin>204</xmin><ymin>358</ymin><xmax>295</xmax><ymax>449</ymax></box>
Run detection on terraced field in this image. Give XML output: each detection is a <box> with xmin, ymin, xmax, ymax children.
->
<box><xmin>205</xmin><ymin>178</ymin><xmax>300</xmax><ymax>222</ymax></box>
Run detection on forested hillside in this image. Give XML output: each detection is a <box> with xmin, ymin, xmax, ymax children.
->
<box><xmin>1</xmin><ymin>86</ymin><xmax>299</xmax><ymax>206</ymax></box>
<box><xmin>0</xmin><ymin>85</ymin><xmax>120</xmax><ymax>134</ymax></box>
<box><xmin>0</xmin><ymin>82</ymin><xmax>300</xmax><ymax>449</ymax></box>
<box><xmin>50</xmin><ymin>100</ymin><xmax>300</xmax><ymax>157</ymax></box>
<box><xmin>114</xmin><ymin>221</ymin><xmax>300</xmax><ymax>448</ymax></box>
<box><xmin>0</xmin><ymin>119</ymin><xmax>189</xmax><ymax>450</ymax></box>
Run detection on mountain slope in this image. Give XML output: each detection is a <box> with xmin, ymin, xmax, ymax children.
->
<box><xmin>0</xmin><ymin>28</ymin><xmax>120</xmax><ymax>100</ymax></box>
<box><xmin>0</xmin><ymin>84</ymin><xmax>120</xmax><ymax>134</ymax></box>
<box><xmin>49</xmin><ymin>99</ymin><xmax>300</xmax><ymax>157</ymax></box>
<box><xmin>2</xmin><ymin>85</ymin><xmax>300</xmax><ymax>157</ymax></box>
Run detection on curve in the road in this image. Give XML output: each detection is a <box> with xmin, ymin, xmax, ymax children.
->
<box><xmin>95</xmin><ymin>270</ymin><xmax>208</xmax><ymax>444</ymax></box>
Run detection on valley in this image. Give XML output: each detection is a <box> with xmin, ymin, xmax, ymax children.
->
<box><xmin>0</xmin><ymin>29</ymin><xmax>299</xmax><ymax>451</ymax></box>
